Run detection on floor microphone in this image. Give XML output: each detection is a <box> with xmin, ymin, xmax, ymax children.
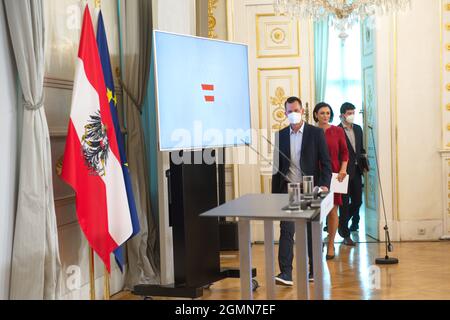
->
<box><xmin>241</xmin><ymin>140</ymin><xmax>292</xmax><ymax>183</ymax></box>
<box><xmin>367</xmin><ymin>125</ymin><xmax>399</xmax><ymax>264</ymax></box>
<box><xmin>261</xmin><ymin>134</ymin><xmax>307</xmax><ymax>178</ymax></box>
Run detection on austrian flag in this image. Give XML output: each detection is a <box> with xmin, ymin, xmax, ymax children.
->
<box><xmin>61</xmin><ymin>6</ymin><xmax>132</xmax><ymax>272</ymax></box>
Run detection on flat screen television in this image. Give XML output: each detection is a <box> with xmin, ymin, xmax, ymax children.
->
<box><xmin>153</xmin><ymin>30</ymin><xmax>252</xmax><ymax>152</ymax></box>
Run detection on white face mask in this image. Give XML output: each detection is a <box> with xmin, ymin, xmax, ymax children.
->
<box><xmin>345</xmin><ymin>114</ymin><xmax>355</xmax><ymax>124</ymax></box>
<box><xmin>287</xmin><ymin>112</ymin><xmax>302</xmax><ymax>125</ymax></box>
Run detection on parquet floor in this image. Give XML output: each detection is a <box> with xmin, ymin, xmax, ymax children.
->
<box><xmin>114</xmin><ymin>240</ymin><xmax>450</xmax><ymax>300</ymax></box>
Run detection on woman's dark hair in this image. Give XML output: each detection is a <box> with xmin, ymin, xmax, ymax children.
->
<box><xmin>313</xmin><ymin>102</ymin><xmax>334</xmax><ymax>123</ymax></box>
<box><xmin>284</xmin><ymin>96</ymin><xmax>303</xmax><ymax>109</ymax></box>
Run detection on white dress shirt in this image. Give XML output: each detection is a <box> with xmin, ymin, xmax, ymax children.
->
<box><xmin>342</xmin><ymin>122</ymin><xmax>356</xmax><ymax>152</ymax></box>
<box><xmin>286</xmin><ymin>122</ymin><xmax>304</xmax><ymax>183</ymax></box>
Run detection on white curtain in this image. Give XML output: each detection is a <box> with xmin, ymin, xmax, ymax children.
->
<box><xmin>314</xmin><ymin>18</ymin><xmax>329</xmax><ymax>104</ymax></box>
<box><xmin>4</xmin><ymin>0</ymin><xmax>62</xmax><ymax>300</ymax></box>
<box><xmin>119</xmin><ymin>0</ymin><xmax>160</xmax><ymax>289</ymax></box>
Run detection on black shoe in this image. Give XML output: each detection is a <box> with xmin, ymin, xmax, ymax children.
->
<box><xmin>308</xmin><ymin>273</ymin><xmax>314</xmax><ymax>282</ymax></box>
<box><xmin>323</xmin><ymin>226</ymin><xmax>328</xmax><ymax>232</ymax></box>
<box><xmin>349</xmin><ymin>224</ymin><xmax>359</xmax><ymax>232</ymax></box>
<box><xmin>343</xmin><ymin>237</ymin><xmax>356</xmax><ymax>246</ymax></box>
<box><xmin>326</xmin><ymin>246</ymin><xmax>335</xmax><ymax>260</ymax></box>
<box><xmin>275</xmin><ymin>273</ymin><xmax>293</xmax><ymax>286</ymax></box>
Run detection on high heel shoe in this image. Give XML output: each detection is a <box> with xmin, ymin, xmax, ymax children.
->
<box><xmin>326</xmin><ymin>246</ymin><xmax>335</xmax><ymax>260</ymax></box>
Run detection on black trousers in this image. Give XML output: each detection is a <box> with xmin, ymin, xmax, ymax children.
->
<box><xmin>339</xmin><ymin>173</ymin><xmax>363</xmax><ymax>238</ymax></box>
<box><xmin>278</xmin><ymin>221</ymin><xmax>313</xmax><ymax>277</ymax></box>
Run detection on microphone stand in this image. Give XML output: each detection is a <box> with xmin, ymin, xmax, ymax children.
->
<box><xmin>368</xmin><ymin>125</ymin><xmax>399</xmax><ymax>265</ymax></box>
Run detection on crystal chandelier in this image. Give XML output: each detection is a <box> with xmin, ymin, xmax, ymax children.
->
<box><xmin>274</xmin><ymin>0</ymin><xmax>410</xmax><ymax>38</ymax></box>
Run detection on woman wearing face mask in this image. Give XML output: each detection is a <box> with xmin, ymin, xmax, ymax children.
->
<box><xmin>313</xmin><ymin>102</ymin><xmax>349</xmax><ymax>260</ymax></box>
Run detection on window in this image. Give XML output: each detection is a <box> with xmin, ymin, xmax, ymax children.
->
<box><xmin>325</xmin><ymin>23</ymin><xmax>363</xmax><ymax>126</ymax></box>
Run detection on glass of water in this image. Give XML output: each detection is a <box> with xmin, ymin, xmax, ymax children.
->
<box><xmin>288</xmin><ymin>183</ymin><xmax>301</xmax><ymax>210</ymax></box>
<box><xmin>302</xmin><ymin>176</ymin><xmax>314</xmax><ymax>200</ymax></box>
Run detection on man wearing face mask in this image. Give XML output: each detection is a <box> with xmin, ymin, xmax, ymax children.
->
<box><xmin>338</xmin><ymin>102</ymin><xmax>368</xmax><ymax>245</ymax></box>
<box><xmin>272</xmin><ymin>96</ymin><xmax>332</xmax><ymax>286</ymax></box>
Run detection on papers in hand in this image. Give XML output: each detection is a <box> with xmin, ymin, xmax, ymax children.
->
<box><xmin>330</xmin><ymin>173</ymin><xmax>349</xmax><ymax>194</ymax></box>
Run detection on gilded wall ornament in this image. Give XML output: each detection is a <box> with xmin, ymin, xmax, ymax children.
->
<box><xmin>271</xmin><ymin>28</ymin><xmax>286</xmax><ymax>44</ymax></box>
<box><xmin>208</xmin><ymin>0</ymin><xmax>218</xmax><ymax>39</ymax></box>
<box><xmin>270</xmin><ymin>87</ymin><xmax>289</xmax><ymax>130</ymax></box>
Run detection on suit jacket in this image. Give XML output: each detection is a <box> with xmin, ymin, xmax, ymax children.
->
<box><xmin>271</xmin><ymin>123</ymin><xmax>332</xmax><ymax>194</ymax></box>
<box><xmin>338</xmin><ymin>123</ymin><xmax>366</xmax><ymax>178</ymax></box>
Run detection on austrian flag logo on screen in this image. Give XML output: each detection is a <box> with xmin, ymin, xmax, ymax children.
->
<box><xmin>201</xmin><ymin>84</ymin><xmax>215</xmax><ymax>102</ymax></box>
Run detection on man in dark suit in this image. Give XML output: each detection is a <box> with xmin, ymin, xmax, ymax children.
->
<box><xmin>338</xmin><ymin>102</ymin><xmax>368</xmax><ymax>245</ymax></box>
<box><xmin>272</xmin><ymin>96</ymin><xmax>332</xmax><ymax>286</ymax></box>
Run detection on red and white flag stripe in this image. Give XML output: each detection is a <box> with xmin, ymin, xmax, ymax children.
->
<box><xmin>201</xmin><ymin>83</ymin><xmax>215</xmax><ymax>102</ymax></box>
<box><xmin>61</xmin><ymin>6</ymin><xmax>132</xmax><ymax>272</ymax></box>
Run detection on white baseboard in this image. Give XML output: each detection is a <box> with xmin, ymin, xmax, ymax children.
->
<box><xmin>250</xmin><ymin>218</ymin><xmax>446</xmax><ymax>242</ymax></box>
<box><xmin>398</xmin><ymin>219</ymin><xmax>444</xmax><ymax>241</ymax></box>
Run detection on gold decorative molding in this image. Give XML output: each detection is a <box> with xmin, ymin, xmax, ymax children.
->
<box><xmin>208</xmin><ymin>0</ymin><xmax>218</xmax><ymax>39</ymax></box>
<box><xmin>442</xmin><ymin>0</ymin><xmax>445</xmax><ymax>155</ymax></box>
<box><xmin>447</xmin><ymin>43</ymin><xmax>450</xmax><ymax>51</ymax></box>
<box><xmin>447</xmin><ymin>103</ymin><xmax>450</xmax><ymax>111</ymax></box>
<box><xmin>257</xmin><ymin>66</ymin><xmax>301</xmax><ymax>131</ymax></box>
<box><xmin>270</xmin><ymin>87</ymin><xmax>288</xmax><ymax>130</ymax></box>
<box><xmin>446</xmin><ymin>3</ymin><xmax>450</xmax><ymax>10</ymax></box>
<box><xmin>305</xmin><ymin>102</ymin><xmax>310</xmax><ymax>122</ymax></box>
<box><xmin>447</xmin><ymin>83</ymin><xmax>450</xmax><ymax>91</ymax></box>
<box><xmin>448</xmin><ymin>123</ymin><xmax>450</xmax><ymax>131</ymax></box>
<box><xmin>446</xmin><ymin>23</ymin><xmax>450</xmax><ymax>31</ymax></box>
<box><xmin>260</xmin><ymin>175</ymin><xmax>273</xmax><ymax>194</ymax></box>
<box><xmin>271</xmin><ymin>28</ymin><xmax>286</xmax><ymax>44</ymax></box>
<box><xmin>393</xmin><ymin>13</ymin><xmax>400</xmax><ymax>221</ymax></box>
<box><xmin>256</xmin><ymin>13</ymin><xmax>300</xmax><ymax>58</ymax></box>
<box><xmin>309</xmin><ymin>18</ymin><xmax>315</xmax><ymax>110</ymax></box>
<box><xmin>447</xmin><ymin>63</ymin><xmax>450</xmax><ymax>71</ymax></box>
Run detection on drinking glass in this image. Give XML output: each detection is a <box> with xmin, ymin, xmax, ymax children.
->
<box><xmin>302</xmin><ymin>176</ymin><xmax>314</xmax><ymax>200</ymax></box>
<box><xmin>288</xmin><ymin>183</ymin><xmax>301</xmax><ymax>210</ymax></box>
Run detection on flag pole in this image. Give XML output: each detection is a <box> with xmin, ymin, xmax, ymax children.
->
<box><xmin>96</xmin><ymin>0</ymin><xmax>110</xmax><ymax>301</ymax></box>
<box><xmin>89</xmin><ymin>247</ymin><xmax>96</xmax><ymax>300</ymax></box>
<box><xmin>104</xmin><ymin>266</ymin><xmax>111</xmax><ymax>300</ymax></box>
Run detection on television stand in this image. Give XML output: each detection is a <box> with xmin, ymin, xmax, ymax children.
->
<box><xmin>133</xmin><ymin>268</ymin><xmax>258</xmax><ymax>299</ymax></box>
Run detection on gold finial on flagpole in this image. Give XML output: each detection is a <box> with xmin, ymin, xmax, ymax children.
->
<box><xmin>95</xmin><ymin>0</ymin><xmax>101</xmax><ymax>9</ymax></box>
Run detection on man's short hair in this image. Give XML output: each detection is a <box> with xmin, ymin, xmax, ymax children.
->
<box><xmin>313</xmin><ymin>102</ymin><xmax>334</xmax><ymax>123</ymax></box>
<box><xmin>340</xmin><ymin>102</ymin><xmax>356</xmax><ymax>115</ymax></box>
<box><xmin>284</xmin><ymin>96</ymin><xmax>303</xmax><ymax>109</ymax></box>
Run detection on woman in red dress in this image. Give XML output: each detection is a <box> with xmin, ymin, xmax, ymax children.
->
<box><xmin>313</xmin><ymin>102</ymin><xmax>349</xmax><ymax>260</ymax></box>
